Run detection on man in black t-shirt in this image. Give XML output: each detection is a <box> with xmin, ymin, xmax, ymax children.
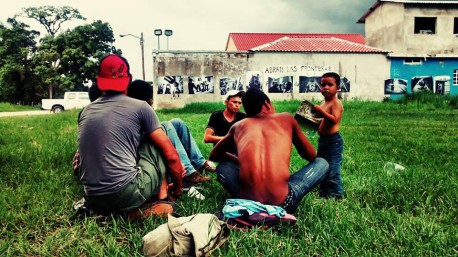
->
<box><xmin>204</xmin><ymin>90</ymin><xmax>247</xmax><ymax>147</ymax></box>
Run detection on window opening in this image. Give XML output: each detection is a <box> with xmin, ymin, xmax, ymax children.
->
<box><xmin>414</xmin><ymin>17</ymin><xmax>436</xmax><ymax>34</ymax></box>
<box><xmin>404</xmin><ymin>58</ymin><xmax>422</xmax><ymax>65</ymax></box>
<box><xmin>453</xmin><ymin>69</ymin><xmax>458</xmax><ymax>85</ymax></box>
<box><xmin>454</xmin><ymin>17</ymin><xmax>458</xmax><ymax>34</ymax></box>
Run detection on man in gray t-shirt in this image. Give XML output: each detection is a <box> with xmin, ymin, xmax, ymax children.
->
<box><xmin>78</xmin><ymin>54</ymin><xmax>183</xmax><ymax>216</ymax></box>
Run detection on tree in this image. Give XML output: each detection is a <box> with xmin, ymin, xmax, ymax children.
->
<box><xmin>21</xmin><ymin>6</ymin><xmax>86</xmax><ymax>37</ymax></box>
<box><xmin>0</xmin><ymin>18</ymin><xmax>40</xmax><ymax>104</ymax></box>
<box><xmin>0</xmin><ymin>6</ymin><xmax>117</xmax><ymax>103</ymax></box>
<box><xmin>33</xmin><ymin>20</ymin><xmax>116</xmax><ymax>98</ymax></box>
<box><xmin>20</xmin><ymin>6</ymin><xmax>87</xmax><ymax>98</ymax></box>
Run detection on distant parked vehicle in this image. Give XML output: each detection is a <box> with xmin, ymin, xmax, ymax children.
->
<box><xmin>41</xmin><ymin>92</ymin><xmax>90</xmax><ymax>113</ymax></box>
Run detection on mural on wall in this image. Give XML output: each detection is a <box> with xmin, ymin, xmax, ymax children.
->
<box><xmin>411</xmin><ymin>76</ymin><xmax>433</xmax><ymax>92</ymax></box>
<box><xmin>246</xmin><ymin>71</ymin><xmax>263</xmax><ymax>91</ymax></box>
<box><xmin>157</xmin><ymin>76</ymin><xmax>183</xmax><ymax>95</ymax></box>
<box><xmin>220</xmin><ymin>77</ymin><xmax>244</xmax><ymax>95</ymax></box>
<box><xmin>267</xmin><ymin>76</ymin><xmax>293</xmax><ymax>93</ymax></box>
<box><xmin>299</xmin><ymin>76</ymin><xmax>321</xmax><ymax>93</ymax></box>
<box><xmin>385</xmin><ymin>75</ymin><xmax>451</xmax><ymax>95</ymax></box>
<box><xmin>188</xmin><ymin>76</ymin><xmax>214</xmax><ymax>94</ymax></box>
<box><xmin>434</xmin><ymin>76</ymin><xmax>450</xmax><ymax>95</ymax></box>
<box><xmin>384</xmin><ymin>78</ymin><xmax>407</xmax><ymax>94</ymax></box>
<box><xmin>260</xmin><ymin>65</ymin><xmax>333</xmax><ymax>93</ymax></box>
<box><xmin>340</xmin><ymin>77</ymin><xmax>351</xmax><ymax>93</ymax></box>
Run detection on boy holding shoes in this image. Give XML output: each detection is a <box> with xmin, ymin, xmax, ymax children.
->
<box><xmin>313</xmin><ymin>72</ymin><xmax>345</xmax><ymax>199</ymax></box>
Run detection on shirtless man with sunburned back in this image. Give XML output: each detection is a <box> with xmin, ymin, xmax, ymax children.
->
<box><xmin>210</xmin><ymin>88</ymin><xmax>329</xmax><ymax>213</ymax></box>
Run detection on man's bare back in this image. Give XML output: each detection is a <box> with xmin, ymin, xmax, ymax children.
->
<box><xmin>233</xmin><ymin>113</ymin><xmax>293</xmax><ymax>205</ymax></box>
<box><xmin>213</xmin><ymin>111</ymin><xmax>316</xmax><ymax>205</ymax></box>
<box><xmin>211</xmin><ymin>88</ymin><xmax>330</xmax><ymax>213</ymax></box>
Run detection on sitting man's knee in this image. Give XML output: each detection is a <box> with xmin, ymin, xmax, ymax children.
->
<box><xmin>170</xmin><ymin>118</ymin><xmax>184</xmax><ymax>126</ymax></box>
<box><xmin>315</xmin><ymin>157</ymin><xmax>329</xmax><ymax>170</ymax></box>
<box><xmin>161</xmin><ymin>120</ymin><xmax>172</xmax><ymax>129</ymax></box>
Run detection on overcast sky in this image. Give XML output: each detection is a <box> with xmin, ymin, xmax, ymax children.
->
<box><xmin>1</xmin><ymin>0</ymin><xmax>372</xmax><ymax>81</ymax></box>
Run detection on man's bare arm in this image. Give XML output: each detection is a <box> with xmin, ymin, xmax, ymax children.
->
<box><xmin>204</xmin><ymin>128</ymin><xmax>224</xmax><ymax>144</ymax></box>
<box><xmin>209</xmin><ymin>128</ymin><xmax>235</xmax><ymax>163</ymax></box>
<box><xmin>291</xmin><ymin>117</ymin><xmax>316</xmax><ymax>162</ymax></box>
<box><xmin>148</xmin><ymin>128</ymin><xmax>183</xmax><ymax>198</ymax></box>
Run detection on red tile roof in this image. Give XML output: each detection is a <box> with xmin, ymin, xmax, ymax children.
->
<box><xmin>226</xmin><ymin>33</ymin><xmax>366</xmax><ymax>51</ymax></box>
<box><xmin>251</xmin><ymin>37</ymin><xmax>389</xmax><ymax>53</ymax></box>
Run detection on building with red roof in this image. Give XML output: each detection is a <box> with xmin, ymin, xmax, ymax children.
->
<box><xmin>225</xmin><ymin>33</ymin><xmax>366</xmax><ymax>51</ymax></box>
<box><xmin>357</xmin><ymin>0</ymin><xmax>458</xmax><ymax>96</ymax></box>
<box><xmin>249</xmin><ymin>37</ymin><xmax>386</xmax><ymax>53</ymax></box>
<box><xmin>152</xmin><ymin>2</ymin><xmax>458</xmax><ymax>108</ymax></box>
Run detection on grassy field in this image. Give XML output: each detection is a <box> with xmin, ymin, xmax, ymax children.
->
<box><xmin>0</xmin><ymin>103</ymin><xmax>40</xmax><ymax>112</ymax></box>
<box><xmin>0</xmin><ymin>97</ymin><xmax>457</xmax><ymax>256</ymax></box>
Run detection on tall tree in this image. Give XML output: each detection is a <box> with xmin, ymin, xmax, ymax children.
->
<box><xmin>33</xmin><ymin>20</ymin><xmax>116</xmax><ymax>97</ymax></box>
<box><xmin>0</xmin><ymin>6</ymin><xmax>117</xmax><ymax>102</ymax></box>
<box><xmin>0</xmin><ymin>18</ymin><xmax>40</xmax><ymax>104</ymax></box>
<box><xmin>21</xmin><ymin>6</ymin><xmax>87</xmax><ymax>98</ymax></box>
<box><xmin>22</xmin><ymin>6</ymin><xmax>86</xmax><ymax>36</ymax></box>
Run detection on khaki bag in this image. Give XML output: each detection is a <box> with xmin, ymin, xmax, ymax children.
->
<box><xmin>142</xmin><ymin>213</ymin><xmax>230</xmax><ymax>257</ymax></box>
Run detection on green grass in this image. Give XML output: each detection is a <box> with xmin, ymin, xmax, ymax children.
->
<box><xmin>0</xmin><ymin>99</ymin><xmax>457</xmax><ymax>256</ymax></box>
<box><xmin>0</xmin><ymin>103</ymin><xmax>40</xmax><ymax>112</ymax></box>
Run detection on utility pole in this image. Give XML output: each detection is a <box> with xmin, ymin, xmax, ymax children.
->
<box><xmin>120</xmin><ymin>33</ymin><xmax>146</xmax><ymax>80</ymax></box>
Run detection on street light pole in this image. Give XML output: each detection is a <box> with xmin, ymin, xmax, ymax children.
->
<box><xmin>119</xmin><ymin>33</ymin><xmax>145</xmax><ymax>80</ymax></box>
<box><xmin>154</xmin><ymin>29</ymin><xmax>163</xmax><ymax>50</ymax></box>
<box><xmin>140</xmin><ymin>32</ymin><xmax>145</xmax><ymax>81</ymax></box>
<box><xmin>164</xmin><ymin>29</ymin><xmax>173</xmax><ymax>50</ymax></box>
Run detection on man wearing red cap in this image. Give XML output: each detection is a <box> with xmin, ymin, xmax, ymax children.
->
<box><xmin>77</xmin><ymin>54</ymin><xmax>182</xmax><ymax>217</ymax></box>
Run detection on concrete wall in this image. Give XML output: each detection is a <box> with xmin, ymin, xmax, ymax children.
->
<box><xmin>365</xmin><ymin>2</ymin><xmax>406</xmax><ymax>53</ymax></box>
<box><xmin>225</xmin><ymin>38</ymin><xmax>237</xmax><ymax>51</ymax></box>
<box><xmin>152</xmin><ymin>51</ymin><xmax>390</xmax><ymax>109</ymax></box>
<box><xmin>404</xmin><ymin>4</ymin><xmax>458</xmax><ymax>55</ymax></box>
<box><xmin>152</xmin><ymin>51</ymin><xmax>249</xmax><ymax>109</ymax></box>
<box><xmin>390</xmin><ymin>57</ymin><xmax>458</xmax><ymax>96</ymax></box>
<box><xmin>365</xmin><ymin>2</ymin><xmax>458</xmax><ymax>56</ymax></box>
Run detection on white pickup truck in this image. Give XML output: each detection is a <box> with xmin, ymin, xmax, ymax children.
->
<box><xmin>41</xmin><ymin>92</ymin><xmax>90</xmax><ymax>113</ymax></box>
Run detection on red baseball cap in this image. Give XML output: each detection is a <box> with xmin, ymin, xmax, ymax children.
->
<box><xmin>96</xmin><ymin>54</ymin><xmax>132</xmax><ymax>91</ymax></box>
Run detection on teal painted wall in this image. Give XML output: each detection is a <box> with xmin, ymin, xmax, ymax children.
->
<box><xmin>390</xmin><ymin>58</ymin><xmax>458</xmax><ymax>96</ymax></box>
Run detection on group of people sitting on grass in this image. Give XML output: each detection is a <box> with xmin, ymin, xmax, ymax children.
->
<box><xmin>74</xmin><ymin>54</ymin><xmax>344</xmax><ymax>220</ymax></box>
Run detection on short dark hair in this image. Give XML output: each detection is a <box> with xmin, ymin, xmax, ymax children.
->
<box><xmin>242</xmin><ymin>88</ymin><xmax>270</xmax><ymax>117</ymax></box>
<box><xmin>127</xmin><ymin>80</ymin><xmax>153</xmax><ymax>102</ymax></box>
<box><xmin>321</xmin><ymin>72</ymin><xmax>341</xmax><ymax>86</ymax></box>
<box><xmin>89</xmin><ymin>84</ymin><xmax>102</xmax><ymax>102</ymax></box>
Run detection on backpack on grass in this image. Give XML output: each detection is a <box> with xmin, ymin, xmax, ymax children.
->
<box><xmin>142</xmin><ymin>213</ymin><xmax>230</xmax><ymax>257</ymax></box>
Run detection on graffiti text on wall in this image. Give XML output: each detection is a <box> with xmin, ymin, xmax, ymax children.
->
<box><xmin>264</xmin><ymin>65</ymin><xmax>333</xmax><ymax>75</ymax></box>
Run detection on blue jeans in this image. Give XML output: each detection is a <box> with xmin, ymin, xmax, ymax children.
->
<box><xmin>161</xmin><ymin>118</ymin><xmax>206</xmax><ymax>176</ymax></box>
<box><xmin>317</xmin><ymin>132</ymin><xmax>344</xmax><ymax>197</ymax></box>
<box><xmin>216</xmin><ymin>158</ymin><xmax>329</xmax><ymax>213</ymax></box>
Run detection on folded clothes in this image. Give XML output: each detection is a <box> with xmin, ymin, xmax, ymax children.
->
<box><xmin>222</xmin><ymin>199</ymin><xmax>286</xmax><ymax>218</ymax></box>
